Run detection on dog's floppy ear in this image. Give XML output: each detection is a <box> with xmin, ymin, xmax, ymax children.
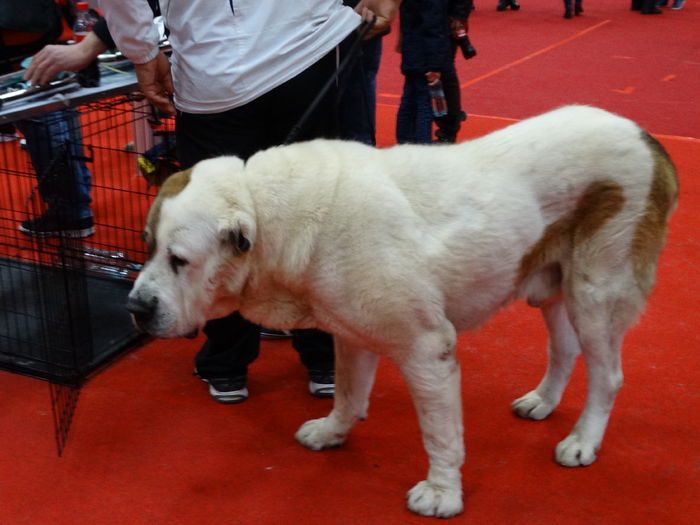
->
<box><xmin>219</xmin><ymin>211</ymin><xmax>256</xmax><ymax>255</ymax></box>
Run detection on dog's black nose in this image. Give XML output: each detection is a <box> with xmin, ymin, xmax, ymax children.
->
<box><xmin>126</xmin><ymin>295</ymin><xmax>158</xmax><ymax>325</ymax></box>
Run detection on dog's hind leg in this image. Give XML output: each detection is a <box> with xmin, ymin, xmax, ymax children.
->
<box><xmin>554</xmin><ymin>276</ymin><xmax>640</xmax><ymax>467</ymax></box>
<box><xmin>295</xmin><ymin>341</ymin><xmax>379</xmax><ymax>451</ymax></box>
<box><xmin>512</xmin><ymin>297</ymin><xmax>581</xmax><ymax>420</ymax></box>
<box><xmin>399</xmin><ymin>324</ymin><xmax>464</xmax><ymax>518</ymax></box>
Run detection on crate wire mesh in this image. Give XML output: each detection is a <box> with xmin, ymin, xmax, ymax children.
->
<box><xmin>0</xmin><ymin>93</ymin><xmax>171</xmax><ymax>454</ymax></box>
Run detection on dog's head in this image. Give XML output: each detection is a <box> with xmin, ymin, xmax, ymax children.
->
<box><xmin>126</xmin><ymin>156</ymin><xmax>256</xmax><ymax>338</ymax></box>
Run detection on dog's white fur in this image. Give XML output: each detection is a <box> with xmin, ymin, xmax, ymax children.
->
<box><xmin>127</xmin><ymin>106</ymin><xmax>677</xmax><ymax>518</ymax></box>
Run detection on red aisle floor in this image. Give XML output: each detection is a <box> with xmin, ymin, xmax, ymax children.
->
<box><xmin>1</xmin><ymin>2</ymin><xmax>699</xmax><ymax>524</ymax></box>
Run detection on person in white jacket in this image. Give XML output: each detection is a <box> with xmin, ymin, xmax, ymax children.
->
<box><xmin>99</xmin><ymin>0</ymin><xmax>398</xmax><ymax>403</ymax></box>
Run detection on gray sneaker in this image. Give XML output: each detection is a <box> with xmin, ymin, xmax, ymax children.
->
<box><xmin>308</xmin><ymin>369</ymin><xmax>335</xmax><ymax>398</ymax></box>
<box><xmin>194</xmin><ymin>369</ymin><xmax>248</xmax><ymax>404</ymax></box>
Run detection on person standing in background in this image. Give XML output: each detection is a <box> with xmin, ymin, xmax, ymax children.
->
<box><xmin>396</xmin><ymin>0</ymin><xmax>457</xmax><ymax>144</ymax></box>
<box><xmin>562</xmin><ymin>0</ymin><xmax>583</xmax><ymax>18</ymax></box>
<box><xmin>99</xmin><ymin>0</ymin><xmax>398</xmax><ymax>404</ymax></box>
<box><xmin>1</xmin><ymin>0</ymin><xmax>95</xmax><ymax>238</ymax></box>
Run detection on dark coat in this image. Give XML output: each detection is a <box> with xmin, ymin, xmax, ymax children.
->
<box><xmin>399</xmin><ymin>0</ymin><xmax>472</xmax><ymax>76</ymax></box>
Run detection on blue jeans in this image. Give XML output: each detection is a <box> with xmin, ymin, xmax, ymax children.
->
<box><xmin>17</xmin><ymin>109</ymin><xmax>92</xmax><ymax>219</ymax></box>
<box><xmin>339</xmin><ymin>36</ymin><xmax>383</xmax><ymax>145</ymax></box>
<box><xmin>396</xmin><ymin>74</ymin><xmax>434</xmax><ymax>144</ymax></box>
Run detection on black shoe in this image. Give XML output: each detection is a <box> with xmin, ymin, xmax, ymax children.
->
<box><xmin>641</xmin><ymin>7</ymin><xmax>663</xmax><ymax>13</ymax></box>
<box><xmin>497</xmin><ymin>1</ymin><xmax>508</xmax><ymax>10</ymax></box>
<box><xmin>510</xmin><ymin>0</ymin><xmax>521</xmax><ymax>10</ymax></box>
<box><xmin>194</xmin><ymin>369</ymin><xmax>248</xmax><ymax>404</ymax></box>
<box><xmin>575</xmin><ymin>3</ymin><xmax>583</xmax><ymax>15</ymax></box>
<box><xmin>308</xmin><ymin>369</ymin><xmax>335</xmax><ymax>398</ymax></box>
<box><xmin>564</xmin><ymin>7</ymin><xmax>573</xmax><ymax>18</ymax></box>
<box><xmin>19</xmin><ymin>212</ymin><xmax>94</xmax><ymax>238</ymax></box>
<box><xmin>435</xmin><ymin>131</ymin><xmax>458</xmax><ymax>143</ymax></box>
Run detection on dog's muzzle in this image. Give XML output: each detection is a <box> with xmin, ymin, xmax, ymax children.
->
<box><xmin>126</xmin><ymin>294</ymin><xmax>200</xmax><ymax>338</ymax></box>
<box><xmin>125</xmin><ymin>294</ymin><xmax>159</xmax><ymax>332</ymax></box>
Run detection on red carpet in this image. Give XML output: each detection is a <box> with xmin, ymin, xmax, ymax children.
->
<box><xmin>1</xmin><ymin>2</ymin><xmax>699</xmax><ymax>524</ymax></box>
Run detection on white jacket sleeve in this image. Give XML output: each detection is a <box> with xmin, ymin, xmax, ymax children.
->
<box><xmin>98</xmin><ymin>0</ymin><xmax>161</xmax><ymax>64</ymax></box>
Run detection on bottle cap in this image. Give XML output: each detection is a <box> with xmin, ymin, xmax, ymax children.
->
<box><xmin>76</xmin><ymin>2</ymin><xmax>89</xmax><ymax>10</ymax></box>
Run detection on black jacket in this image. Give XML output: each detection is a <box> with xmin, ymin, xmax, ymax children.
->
<box><xmin>399</xmin><ymin>0</ymin><xmax>472</xmax><ymax>76</ymax></box>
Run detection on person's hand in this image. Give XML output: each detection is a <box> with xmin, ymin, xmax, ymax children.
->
<box><xmin>355</xmin><ymin>0</ymin><xmax>399</xmax><ymax>39</ymax></box>
<box><xmin>23</xmin><ymin>32</ymin><xmax>107</xmax><ymax>86</ymax></box>
<box><xmin>135</xmin><ymin>52</ymin><xmax>175</xmax><ymax>115</ymax></box>
<box><xmin>425</xmin><ymin>71</ymin><xmax>441</xmax><ymax>86</ymax></box>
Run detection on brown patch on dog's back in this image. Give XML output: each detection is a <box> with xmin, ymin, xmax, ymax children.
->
<box><xmin>518</xmin><ymin>180</ymin><xmax>626</xmax><ymax>285</ymax></box>
<box><xmin>631</xmin><ymin>132</ymin><xmax>679</xmax><ymax>296</ymax></box>
<box><xmin>144</xmin><ymin>168</ymin><xmax>192</xmax><ymax>256</ymax></box>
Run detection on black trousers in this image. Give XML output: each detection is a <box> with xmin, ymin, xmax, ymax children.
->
<box><xmin>631</xmin><ymin>0</ymin><xmax>657</xmax><ymax>10</ymax></box>
<box><xmin>176</xmin><ymin>48</ymin><xmax>342</xmax><ymax>379</ymax></box>
<box><xmin>434</xmin><ymin>63</ymin><xmax>464</xmax><ymax>142</ymax></box>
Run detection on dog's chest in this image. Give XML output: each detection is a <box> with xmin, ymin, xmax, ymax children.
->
<box><xmin>239</xmin><ymin>285</ymin><xmax>315</xmax><ymax>330</ymax></box>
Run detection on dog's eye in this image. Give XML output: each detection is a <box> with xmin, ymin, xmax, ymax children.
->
<box><xmin>169</xmin><ymin>254</ymin><xmax>188</xmax><ymax>273</ymax></box>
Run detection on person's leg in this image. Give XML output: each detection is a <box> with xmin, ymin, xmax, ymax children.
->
<box><xmin>193</xmin><ymin>312</ymin><xmax>261</xmax><ymax>404</ymax></box>
<box><xmin>176</xmin><ymin>105</ymin><xmax>269</xmax><ymax>403</ymax></box>
<box><xmin>434</xmin><ymin>65</ymin><xmax>466</xmax><ymax>143</ymax></box>
<box><xmin>338</xmin><ymin>36</ymin><xmax>382</xmax><ymax>145</ymax></box>
<box><xmin>17</xmin><ymin>109</ymin><xmax>94</xmax><ymax>237</ymax></box>
<box><xmin>177</xmin><ymin>47</ymin><xmax>344</xmax><ymax>400</ymax></box>
<box><xmin>563</xmin><ymin>0</ymin><xmax>573</xmax><ymax>17</ymax></box>
<box><xmin>641</xmin><ymin>0</ymin><xmax>662</xmax><ymax>12</ymax></box>
<box><xmin>397</xmin><ymin>74</ymin><xmax>433</xmax><ymax>144</ymax></box>
<box><xmin>258</xmin><ymin>47</ymin><xmax>344</xmax><ymax>392</ymax></box>
<box><xmin>19</xmin><ymin>110</ymin><xmax>92</xmax><ymax>218</ymax></box>
<box><xmin>415</xmin><ymin>76</ymin><xmax>435</xmax><ymax>144</ymax></box>
<box><xmin>397</xmin><ymin>75</ymin><xmax>418</xmax><ymax>144</ymax></box>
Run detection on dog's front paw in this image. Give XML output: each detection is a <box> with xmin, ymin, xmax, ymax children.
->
<box><xmin>406</xmin><ymin>480</ymin><xmax>463</xmax><ymax>518</ymax></box>
<box><xmin>555</xmin><ymin>433</ymin><xmax>598</xmax><ymax>467</ymax></box>
<box><xmin>295</xmin><ymin>417</ymin><xmax>347</xmax><ymax>451</ymax></box>
<box><xmin>512</xmin><ymin>390</ymin><xmax>556</xmax><ymax>420</ymax></box>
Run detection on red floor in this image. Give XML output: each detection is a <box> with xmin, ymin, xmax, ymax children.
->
<box><xmin>1</xmin><ymin>2</ymin><xmax>699</xmax><ymax>524</ymax></box>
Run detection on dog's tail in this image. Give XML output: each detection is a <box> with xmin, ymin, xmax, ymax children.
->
<box><xmin>630</xmin><ymin>131</ymin><xmax>679</xmax><ymax>297</ymax></box>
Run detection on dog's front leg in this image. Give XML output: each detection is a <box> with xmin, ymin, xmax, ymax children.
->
<box><xmin>295</xmin><ymin>341</ymin><xmax>379</xmax><ymax>450</ymax></box>
<box><xmin>399</xmin><ymin>327</ymin><xmax>464</xmax><ymax>518</ymax></box>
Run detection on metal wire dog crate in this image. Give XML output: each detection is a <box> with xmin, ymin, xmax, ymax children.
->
<box><xmin>0</xmin><ymin>72</ymin><xmax>174</xmax><ymax>453</ymax></box>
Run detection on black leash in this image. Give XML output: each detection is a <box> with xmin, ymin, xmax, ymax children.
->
<box><xmin>284</xmin><ymin>16</ymin><xmax>377</xmax><ymax>145</ymax></box>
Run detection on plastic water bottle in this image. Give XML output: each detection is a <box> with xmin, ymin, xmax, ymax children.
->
<box><xmin>73</xmin><ymin>2</ymin><xmax>101</xmax><ymax>86</ymax></box>
<box><xmin>73</xmin><ymin>2</ymin><xmax>98</xmax><ymax>42</ymax></box>
<box><xmin>429</xmin><ymin>80</ymin><xmax>448</xmax><ymax>117</ymax></box>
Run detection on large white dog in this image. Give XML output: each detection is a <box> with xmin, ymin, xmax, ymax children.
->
<box><xmin>127</xmin><ymin>106</ymin><xmax>677</xmax><ymax>518</ymax></box>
